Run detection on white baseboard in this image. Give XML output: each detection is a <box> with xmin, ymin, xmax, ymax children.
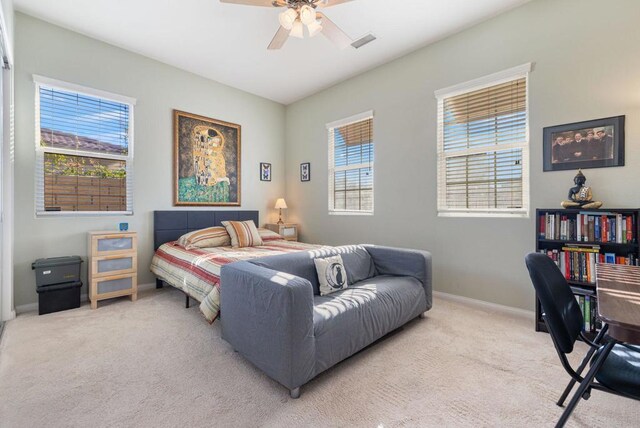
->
<box><xmin>433</xmin><ymin>290</ymin><xmax>534</xmax><ymax>320</ymax></box>
<box><xmin>1</xmin><ymin>309</ymin><xmax>15</xmax><ymax>322</ymax></box>
<box><xmin>15</xmin><ymin>282</ymin><xmax>157</xmax><ymax>315</ymax></box>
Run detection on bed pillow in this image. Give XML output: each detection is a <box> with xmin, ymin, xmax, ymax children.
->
<box><xmin>258</xmin><ymin>228</ymin><xmax>284</xmax><ymax>242</ymax></box>
<box><xmin>314</xmin><ymin>255</ymin><xmax>348</xmax><ymax>296</ymax></box>
<box><xmin>222</xmin><ymin>220</ymin><xmax>264</xmax><ymax>248</ymax></box>
<box><xmin>177</xmin><ymin>226</ymin><xmax>231</xmax><ymax>249</ymax></box>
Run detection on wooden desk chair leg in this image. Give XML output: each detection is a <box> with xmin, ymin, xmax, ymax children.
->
<box><xmin>555</xmin><ymin>340</ymin><xmax>615</xmax><ymax>428</ymax></box>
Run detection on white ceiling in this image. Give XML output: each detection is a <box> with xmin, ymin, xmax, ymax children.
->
<box><xmin>14</xmin><ymin>0</ymin><xmax>530</xmax><ymax>104</ymax></box>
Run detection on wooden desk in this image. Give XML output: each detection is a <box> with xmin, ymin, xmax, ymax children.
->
<box><xmin>556</xmin><ymin>263</ymin><xmax>640</xmax><ymax>427</ymax></box>
<box><xmin>596</xmin><ymin>263</ymin><xmax>640</xmax><ymax>344</ymax></box>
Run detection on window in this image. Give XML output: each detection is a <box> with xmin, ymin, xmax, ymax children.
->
<box><xmin>327</xmin><ymin>111</ymin><xmax>374</xmax><ymax>215</ymax></box>
<box><xmin>435</xmin><ymin>63</ymin><xmax>531</xmax><ymax>217</ymax></box>
<box><xmin>34</xmin><ymin>76</ymin><xmax>135</xmax><ymax>215</ymax></box>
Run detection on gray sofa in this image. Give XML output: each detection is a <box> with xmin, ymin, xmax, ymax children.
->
<box><xmin>220</xmin><ymin>245</ymin><xmax>432</xmax><ymax>398</ymax></box>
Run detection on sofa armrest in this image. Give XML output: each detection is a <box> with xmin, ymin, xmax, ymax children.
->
<box><xmin>220</xmin><ymin>261</ymin><xmax>316</xmax><ymax>390</ymax></box>
<box><xmin>363</xmin><ymin>245</ymin><xmax>433</xmax><ymax>310</ymax></box>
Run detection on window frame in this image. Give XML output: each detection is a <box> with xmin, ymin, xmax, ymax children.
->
<box><xmin>435</xmin><ymin>63</ymin><xmax>532</xmax><ymax>218</ymax></box>
<box><xmin>327</xmin><ymin>110</ymin><xmax>375</xmax><ymax>216</ymax></box>
<box><xmin>34</xmin><ymin>75</ymin><xmax>136</xmax><ymax>217</ymax></box>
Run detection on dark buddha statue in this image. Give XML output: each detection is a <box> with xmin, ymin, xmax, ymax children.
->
<box><xmin>561</xmin><ymin>170</ymin><xmax>603</xmax><ymax>209</ymax></box>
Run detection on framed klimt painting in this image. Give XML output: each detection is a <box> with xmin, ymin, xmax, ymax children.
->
<box><xmin>174</xmin><ymin>110</ymin><xmax>241</xmax><ymax>206</ymax></box>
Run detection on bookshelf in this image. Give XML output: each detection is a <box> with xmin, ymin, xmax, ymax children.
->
<box><xmin>535</xmin><ymin>208</ymin><xmax>640</xmax><ymax>339</ymax></box>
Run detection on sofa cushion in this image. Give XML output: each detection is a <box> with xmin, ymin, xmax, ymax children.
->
<box><xmin>251</xmin><ymin>251</ymin><xmax>321</xmax><ymax>294</ymax></box>
<box><xmin>249</xmin><ymin>245</ymin><xmax>376</xmax><ymax>295</ymax></box>
<box><xmin>312</xmin><ymin>275</ymin><xmax>428</xmax><ymax>374</ymax></box>
<box><xmin>338</xmin><ymin>245</ymin><xmax>376</xmax><ymax>285</ymax></box>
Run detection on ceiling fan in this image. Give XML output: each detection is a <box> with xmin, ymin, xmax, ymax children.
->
<box><xmin>220</xmin><ymin>0</ymin><xmax>355</xmax><ymax>50</ymax></box>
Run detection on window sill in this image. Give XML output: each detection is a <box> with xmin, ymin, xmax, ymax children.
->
<box><xmin>36</xmin><ymin>211</ymin><xmax>133</xmax><ymax>218</ymax></box>
<box><xmin>438</xmin><ymin>211</ymin><xmax>529</xmax><ymax>219</ymax></box>
<box><xmin>329</xmin><ymin>211</ymin><xmax>374</xmax><ymax>216</ymax></box>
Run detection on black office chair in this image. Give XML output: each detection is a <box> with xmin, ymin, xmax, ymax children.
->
<box><xmin>524</xmin><ymin>253</ymin><xmax>640</xmax><ymax>426</ymax></box>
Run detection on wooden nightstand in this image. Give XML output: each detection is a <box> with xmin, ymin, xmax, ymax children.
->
<box><xmin>88</xmin><ymin>231</ymin><xmax>138</xmax><ymax>309</ymax></box>
<box><xmin>265</xmin><ymin>223</ymin><xmax>298</xmax><ymax>241</ymax></box>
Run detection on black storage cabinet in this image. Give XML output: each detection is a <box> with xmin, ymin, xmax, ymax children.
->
<box><xmin>32</xmin><ymin>256</ymin><xmax>83</xmax><ymax>315</ymax></box>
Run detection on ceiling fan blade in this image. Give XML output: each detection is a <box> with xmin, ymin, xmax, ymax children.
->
<box><xmin>317</xmin><ymin>12</ymin><xmax>352</xmax><ymax>49</ymax></box>
<box><xmin>220</xmin><ymin>0</ymin><xmax>286</xmax><ymax>7</ymax></box>
<box><xmin>268</xmin><ymin>26</ymin><xmax>290</xmax><ymax>50</ymax></box>
<box><xmin>315</xmin><ymin>0</ymin><xmax>355</xmax><ymax>8</ymax></box>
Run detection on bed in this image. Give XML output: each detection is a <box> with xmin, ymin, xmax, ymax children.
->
<box><xmin>150</xmin><ymin>210</ymin><xmax>326</xmax><ymax>322</ymax></box>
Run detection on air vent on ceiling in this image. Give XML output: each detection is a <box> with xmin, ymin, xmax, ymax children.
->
<box><xmin>351</xmin><ymin>33</ymin><xmax>377</xmax><ymax>49</ymax></box>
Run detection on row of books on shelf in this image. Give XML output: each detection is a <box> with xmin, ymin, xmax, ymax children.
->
<box><xmin>541</xmin><ymin>246</ymin><xmax>638</xmax><ymax>284</ymax></box>
<box><xmin>539</xmin><ymin>212</ymin><xmax>635</xmax><ymax>244</ymax></box>
<box><xmin>574</xmin><ymin>292</ymin><xmax>602</xmax><ymax>333</ymax></box>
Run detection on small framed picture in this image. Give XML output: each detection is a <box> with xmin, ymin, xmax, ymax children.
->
<box><xmin>260</xmin><ymin>162</ymin><xmax>272</xmax><ymax>182</ymax></box>
<box><xmin>543</xmin><ymin>116</ymin><xmax>625</xmax><ymax>172</ymax></box>
<box><xmin>300</xmin><ymin>162</ymin><xmax>310</xmax><ymax>182</ymax></box>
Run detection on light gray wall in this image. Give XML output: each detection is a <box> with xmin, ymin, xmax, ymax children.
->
<box><xmin>284</xmin><ymin>0</ymin><xmax>640</xmax><ymax>311</ymax></box>
<box><xmin>13</xmin><ymin>0</ymin><xmax>640</xmax><ymax>311</ymax></box>
<box><xmin>0</xmin><ymin>0</ymin><xmax>13</xmax><ymax>321</ymax></box>
<box><xmin>14</xmin><ymin>13</ymin><xmax>286</xmax><ymax>307</ymax></box>
<box><xmin>1</xmin><ymin>0</ymin><xmax>12</xmax><ymax>56</ymax></box>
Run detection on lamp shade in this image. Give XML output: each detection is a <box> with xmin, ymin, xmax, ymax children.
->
<box><xmin>299</xmin><ymin>5</ymin><xmax>317</xmax><ymax>25</ymax></box>
<box><xmin>279</xmin><ymin>8</ymin><xmax>298</xmax><ymax>30</ymax></box>
<box><xmin>307</xmin><ymin>20</ymin><xmax>323</xmax><ymax>38</ymax></box>
<box><xmin>274</xmin><ymin>198</ymin><xmax>288</xmax><ymax>209</ymax></box>
<box><xmin>290</xmin><ymin>19</ymin><xmax>304</xmax><ymax>39</ymax></box>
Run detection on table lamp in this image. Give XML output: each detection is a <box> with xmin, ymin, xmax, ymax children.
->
<box><xmin>275</xmin><ymin>198</ymin><xmax>288</xmax><ymax>225</ymax></box>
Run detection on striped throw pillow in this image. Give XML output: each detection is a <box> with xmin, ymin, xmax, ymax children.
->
<box><xmin>222</xmin><ymin>220</ymin><xmax>263</xmax><ymax>248</ymax></box>
<box><xmin>177</xmin><ymin>226</ymin><xmax>231</xmax><ymax>249</ymax></box>
<box><xmin>258</xmin><ymin>228</ymin><xmax>284</xmax><ymax>242</ymax></box>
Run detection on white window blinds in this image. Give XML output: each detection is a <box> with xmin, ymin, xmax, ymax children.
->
<box><xmin>436</xmin><ymin>64</ymin><xmax>531</xmax><ymax>217</ymax></box>
<box><xmin>34</xmin><ymin>76</ymin><xmax>135</xmax><ymax>216</ymax></box>
<box><xmin>327</xmin><ymin>111</ymin><xmax>374</xmax><ymax>215</ymax></box>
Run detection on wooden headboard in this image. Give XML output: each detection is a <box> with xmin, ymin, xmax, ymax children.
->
<box><xmin>153</xmin><ymin>210</ymin><xmax>259</xmax><ymax>250</ymax></box>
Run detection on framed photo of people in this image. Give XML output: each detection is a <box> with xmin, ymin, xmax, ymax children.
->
<box><xmin>543</xmin><ymin>116</ymin><xmax>625</xmax><ymax>172</ymax></box>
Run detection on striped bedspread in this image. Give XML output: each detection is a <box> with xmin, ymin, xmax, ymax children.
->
<box><xmin>150</xmin><ymin>238</ymin><xmax>327</xmax><ymax>322</ymax></box>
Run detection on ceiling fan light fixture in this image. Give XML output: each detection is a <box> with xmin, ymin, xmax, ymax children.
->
<box><xmin>299</xmin><ymin>5</ymin><xmax>317</xmax><ymax>26</ymax></box>
<box><xmin>307</xmin><ymin>20</ymin><xmax>323</xmax><ymax>38</ymax></box>
<box><xmin>279</xmin><ymin>8</ymin><xmax>298</xmax><ymax>30</ymax></box>
<box><xmin>290</xmin><ymin>19</ymin><xmax>305</xmax><ymax>39</ymax></box>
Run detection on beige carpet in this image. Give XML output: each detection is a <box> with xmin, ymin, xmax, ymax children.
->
<box><xmin>0</xmin><ymin>289</ymin><xmax>636</xmax><ymax>427</ymax></box>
